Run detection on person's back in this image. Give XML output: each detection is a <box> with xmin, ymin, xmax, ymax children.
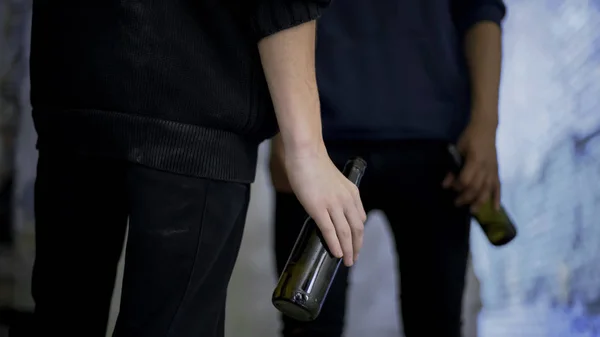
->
<box><xmin>31</xmin><ymin>0</ymin><xmax>277</xmax><ymax>181</ymax></box>
<box><xmin>270</xmin><ymin>0</ymin><xmax>506</xmax><ymax>336</ymax></box>
<box><xmin>29</xmin><ymin>1</ymin><xmax>371</xmax><ymax>336</ymax></box>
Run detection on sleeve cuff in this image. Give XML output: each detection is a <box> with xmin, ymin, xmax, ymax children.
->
<box><xmin>459</xmin><ymin>3</ymin><xmax>507</xmax><ymax>33</ymax></box>
<box><xmin>252</xmin><ymin>1</ymin><xmax>331</xmax><ymax>41</ymax></box>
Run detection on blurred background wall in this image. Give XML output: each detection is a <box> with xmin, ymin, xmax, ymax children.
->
<box><xmin>2</xmin><ymin>0</ymin><xmax>600</xmax><ymax>336</ymax></box>
<box><xmin>0</xmin><ymin>0</ymin><xmax>32</xmax><ymax>313</ymax></box>
<box><xmin>473</xmin><ymin>1</ymin><xmax>600</xmax><ymax>336</ymax></box>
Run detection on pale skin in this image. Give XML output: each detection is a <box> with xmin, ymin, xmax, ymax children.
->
<box><xmin>258</xmin><ymin>21</ymin><xmax>367</xmax><ymax>267</ymax></box>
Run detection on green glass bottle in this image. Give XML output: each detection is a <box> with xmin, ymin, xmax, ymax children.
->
<box><xmin>272</xmin><ymin>157</ymin><xmax>367</xmax><ymax>321</ymax></box>
<box><xmin>447</xmin><ymin>145</ymin><xmax>517</xmax><ymax>246</ymax></box>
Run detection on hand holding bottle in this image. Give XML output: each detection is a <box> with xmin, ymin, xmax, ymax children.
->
<box><xmin>272</xmin><ymin>157</ymin><xmax>367</xmax><ymax>321</ymax></box>
<box><xmin>442</xmin><ymin>119</ymin><xmax>501</xmax><ymax>212</ymax></box>
<box><xmin>282</xmin><ymin>143</ymin><xmax>367</xmax><ymax>267</ymax></box>
<box><xmin>444</xmin><ymin>143</ymin><xmax>517</xmax><ymax>246</ymax></box>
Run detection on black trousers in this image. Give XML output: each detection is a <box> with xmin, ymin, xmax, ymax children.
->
<box><xmin>30</xmin><ymin>150</ymin><xmax>250</xmax><ymax>337</ymax></box>
<box><xmin>274</xmin><ymin>140</ymin><xmax>471</xmax><ymax>337</ymax></box>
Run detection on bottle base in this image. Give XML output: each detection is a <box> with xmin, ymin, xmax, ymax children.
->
<box><xmin>490</xmin><ymin>234</ymin><xmax>516</xmax><ymax>246</ymax></box>
<box><xmin>272</xmin><ymin>298</ymin><xmax>316</xmax><ymax>322</ymax></box>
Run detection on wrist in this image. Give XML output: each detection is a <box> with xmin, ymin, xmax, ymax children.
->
<box><xmin>283</xmin><ymin>137</ymin><xmax>327</xmax><ymax>159</ymax></box>
<box><xmin>470</xmin><ymin>108</ymin><xmax>499</xmax><ymax>130</ymax></box>
<box><xmin>278</xmin><ymin>118</ymin><xmax>326</xmax><ymax>159</ymax></box>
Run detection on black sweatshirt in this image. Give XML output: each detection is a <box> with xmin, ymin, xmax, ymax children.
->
<box><xmin>316</xmin><ymin>0</ymin><xmax>506</xmax><ymax>142</ymax></box>
<box><xmin>30</xmin><ymin>0</ymin><xmax>330</xmax><ymax>183</ymax></box>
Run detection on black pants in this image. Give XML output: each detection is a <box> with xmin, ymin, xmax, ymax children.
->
<box><xmin>31</xmin><ymin>150</ymin><xmax>250</xmax><ymax>337</ymax></box>
<box><xmin>274</xmin><ymin>140</ymin><xmax>471</xmax><ymax>337</ymax></box>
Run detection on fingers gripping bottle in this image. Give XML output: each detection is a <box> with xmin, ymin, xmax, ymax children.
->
<box><xmin>447</xmin><ymin>144</ymin><xmax>517</xmax><ymax>246</ymax></box>
<box><xmin>272</xmin><ymin>157</ymin><xmax>367</xmax><ymax>321</ymax></box>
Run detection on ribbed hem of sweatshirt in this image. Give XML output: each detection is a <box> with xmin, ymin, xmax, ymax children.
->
<box><xmin>32</xmin><ymin>109</ymin><xmax>260</xmax><ymax>183</ymax></box>
<box><xmin>252</xmin><ymin>0</ymin><xmax>331</xmax><ymax>41</ymax></box>
<box><xmin>459</xmin><ymin>3</ymin><xmax>507</xmax><ymax>34</ymax></box>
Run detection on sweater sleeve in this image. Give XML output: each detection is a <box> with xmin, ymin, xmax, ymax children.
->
<box><xmin>452</xmin><ymin>0</ymin><xmax>507</xmax><ymax>35</ymax></box>
<box><xmin>251</xmin><ymin>0</ymin><xmax>332</xmax><ymax>41</ymax></box>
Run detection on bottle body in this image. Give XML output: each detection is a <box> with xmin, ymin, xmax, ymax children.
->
<box><xmin>272</xmin><ymin>157</ymin><xmax>367</xmax><ymax>321</ymax></box>
<box><xmin>473</xmin><ymin>202</ymin><xmax>517</xmax><ymax>246</ymax></box>
<box><xmin>271</xmin><ymin>217</ymin><xmax>342</xmax><ymax>321</ymax></box>
<box><xmin>447</xmin><ymin>145</ymin><xmax>517</xmax><ymax>246</ymax></box>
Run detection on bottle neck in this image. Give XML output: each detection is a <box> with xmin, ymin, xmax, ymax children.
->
<box><xmin>342</xmin><ymin>158</ymin><xmax>367</xmax><ymax>187</ymax></box>
<box><xmin>344</xmin><ymin>166</ymin><xmax>364</xmax><ymax>187</ymax></box>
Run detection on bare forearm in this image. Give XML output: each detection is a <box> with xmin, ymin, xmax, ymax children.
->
<box><xmin>464</xmin><ymin>21</ymin><xmax>502</xmax><ymax>128</ymax></box>
<box><xmin>258</xmin><ymin>21</ymin><xmax>324</xmax><ymax>155</ymax></box>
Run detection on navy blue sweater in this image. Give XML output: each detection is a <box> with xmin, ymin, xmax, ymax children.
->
<box><xmin>316</xmin><ymin>0</ymin><xmax>506</xmax><ymax>142</ymax></box>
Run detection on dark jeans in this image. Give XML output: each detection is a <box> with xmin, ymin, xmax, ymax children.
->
<box><xmin>274</xmin><ymin>140</ymin><xmax>471</xmax><ymax>337</ymax></box>
<box><xmin>30</xmin><ymin>150</ymin><xmax>250</xmax><ymax>337</ymax></box>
